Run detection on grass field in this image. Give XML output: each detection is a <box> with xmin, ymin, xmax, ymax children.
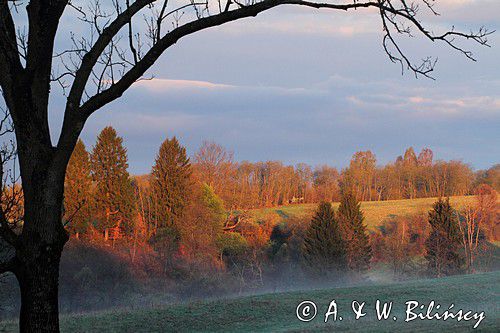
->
<box><xmin>250</xmin><ymin>196</ymin><xmax>481</xmax><ymax>230</ymax></box>
<box><xmin>1</xmin><ymin>271</ymin><xmax>498</xmax><ymax>332</ymax></box>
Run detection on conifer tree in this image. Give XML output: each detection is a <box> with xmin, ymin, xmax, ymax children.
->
<box><xmin>64</xmin><ymin>139</ymin><xmax>93</xmax><ymax>237</ymax></box>
<box><xmin>302</xmin><ymin>202</ymin><xmax>347</xmax><ymax>277</ymax></box>
<box><xmin>90</xmin><ymin>127</ymin><xmax>135</xmax><ymax>237</ymax></box>
<box><xmin>151</xmin><ymin>137</ymin><xmax>192</xmax><ymax>230</ymax></box>
<box><xmin>425</xmin><ymin>198</ymin><xmax>464</xmax><ymax>277</ymax></box>
<box><xmin>337</xmin><ymin>192</ymin><xmax>372</xmax><ymax>273</ymax></box>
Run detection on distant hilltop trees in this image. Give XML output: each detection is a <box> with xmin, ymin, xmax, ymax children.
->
<box><xmin>60</xmin><ymin>127</ymin><xmax>498</xmax><ymax>254</ymax></box>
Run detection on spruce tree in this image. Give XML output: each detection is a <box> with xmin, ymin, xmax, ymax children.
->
<box><xmin>302</xmin><ymin>202</ymin><xmax>347</xmax><ymax>278</ymax></box>
<box><xmin>90</xmin><ymin>127</ymin><xmax>136</xmax><ymax>237</ymax></box>
<box><xmin>151</xmin><ymin>137</ymin><xmax>192</xmax><ymax>229</ymax></box>
<box><xmin>425</xmin><ymin>198</ymin><xmax>464</xmax><ymax>277</ymax></box>
<box><xmin>64</xmin><ymin>139</ymin><xmax>93</xmax><ymax>237</ymax></box>
<box><xmin>337</xmin><ymin>192</ymin><xmax>372</xmax><ymax>273</ymax></box>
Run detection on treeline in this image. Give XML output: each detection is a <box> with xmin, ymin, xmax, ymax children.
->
<box><xmin>1</xmin><ymin>127</ymin><xmax>497</xmax><ymax>318</ymax></box>
<box><xmin>64</xmin><ymin>126</ymin><xmax>499</xmax><ymax>240</ymax></box>
<box><xmin>3</xmin><ymin>128</ymin><xmax>496</xmax><ymax>317</ymax></box>
<box><xmin>190</xmin><ymin>145</ymin><xmax>494</xmax><ymax>208</ymax></box>
<box><xmin>215</xmin><ymin>147</ymin><xmax>497</xmax><ymax>206</ymax></box>
<box><xmin>65</xmin><ymin>127</ymin><xmax>241</xmax><ymax>273</ymax></box>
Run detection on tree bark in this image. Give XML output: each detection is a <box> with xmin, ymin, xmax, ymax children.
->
<box><xmin>15</xmin><ymin>240</ymin><xmax>64</xmax><ymax>333</ymax></box>
<box><xmin>11</xmin><ymin>145</ymin><xmax>70</xmax><ymax>333</ymax></box>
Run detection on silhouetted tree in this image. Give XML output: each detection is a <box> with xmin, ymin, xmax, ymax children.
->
<box><xmin>302</xmin><ymin>202</ymin><xmax>346</xmax><ymax>278</ymax></box>
<box><xmin>337</xmin><ymin>192</ymin><xmax>372</xmax><ymax>274</ymax></box>
<box><xmin>425</xmin><ymin>198</ymin><xmax>464</xmax><ymax>277</ymax></box>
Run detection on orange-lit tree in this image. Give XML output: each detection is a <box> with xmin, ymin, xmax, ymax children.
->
<box><xmin>0</xmin><ymin>1</ymin><xmax>491</xmax><ymax>331</ymax></box>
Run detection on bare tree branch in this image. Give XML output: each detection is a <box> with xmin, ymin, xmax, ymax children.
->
<box><xmin>0</xmin><ymin>106</ymin><xmax>20</xmax><ymax>248</ymax></box>
<box><xmin>65</xmin><ymin>0</ymin><xmax>154</xmax><ymax>114</ymax></box>
<box><xmin>68</xmin><ymin>0</ymin><xmax>492</xmax><ymax>120</ymax></box>
<box><xmin>0</xmin><ymin>1</ymin><xmax>24</xmax><ymax>110</ymax></box>
<box><xmin>76</xmin><ymin>0</ymin><xmax>380</xmax><ymax>117</ymax></box>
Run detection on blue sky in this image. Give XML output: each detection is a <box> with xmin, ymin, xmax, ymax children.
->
<box><xmin>52</xmin><ymin>0</ymin><xmax>500</xmax><ymax>174</ymax></box>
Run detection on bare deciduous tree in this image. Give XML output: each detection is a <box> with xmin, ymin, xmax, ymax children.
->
<box><xmin>457</xmin><ymin>185</ymin><xmax>498</xmax><ymax>273</ymax></box>
<box><xmin>0</xmin><ymin>0</ymin><xmax>492</xmax><ymax>331</ymax></box>
<box><xmin>457</xmin><ymin>204</ymin><xmax>481</xmax><ymax>274</ymax></box>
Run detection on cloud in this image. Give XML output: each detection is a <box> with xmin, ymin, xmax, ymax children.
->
<box><xmin>133</xmin><ymin>78</ymin><xmax>232</xmax><ymax>91</ymax></box>
<box><xmin>48</xmin><ymin>0</ymin><xmax>499</xmax><ymax>174</ymax></box>
<box><xmin>346</xmin><ymin>89</ymin><xmax>500</xmax><ymax>120</ymax></box>
<box><xmin>78</xmin><ymin>71</ymin><xmax>500</xmax><ymax>175</ymax></box>
<box><xmin>216</xmin><ymin>15</ymin><xmax>378</xmax><ymax>36</ymax></box>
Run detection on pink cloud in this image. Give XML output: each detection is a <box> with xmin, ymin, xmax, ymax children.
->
<box><xmin>133</xmin><ymin>78</ymin><xmax>232</xmax><ymax>91</ymax></box>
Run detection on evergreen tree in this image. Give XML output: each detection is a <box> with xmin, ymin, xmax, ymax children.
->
<box><xmin>337</xmin><ymin>192</ymin><xmax>372</xmax><ymax>273</ymax></box>
<box><xmin>64</xmin><ymin>139</ymin><xmax>93</xmax><ymax>237</ymax></box>
<box><xmin>302</xmin><ymin>202</ymin><xmax>347</xmax><ymax>278</ymax></box>
<box><xmin>151</xmin><ymin>137</ymin><xmax>192</xmax><ymax>230</ymax></box>
<box><xmin>90</xmin><ymin>126</ymin><xmax>135</xmax><ymax>237</ymax></box>
<box><xmin>425</xmin><ymin>198</ymin><xmax>464</xmax><ymax>277</ymax></box>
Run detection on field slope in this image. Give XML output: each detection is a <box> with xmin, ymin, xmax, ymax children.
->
<box><xmin>250</xmin><ymin>196</ymin><xmax>481</xmax><ymax>230</ymax></box>
<box><xmin>2</xmin><ymin>271</ymin><xmax>498</xmax><ymax>332</ymax></box>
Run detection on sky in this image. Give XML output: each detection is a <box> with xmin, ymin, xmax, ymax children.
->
<box><xmin>49</xmin><ymin>0</ymin><xmax>500</xmax><ymax>174</ymax></box>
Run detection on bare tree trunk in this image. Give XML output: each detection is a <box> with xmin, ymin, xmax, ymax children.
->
<box><xmin>9</xmin><ymin>132</ymin><xmax>71</xmax><ymax>332</ymax></box>
<box><xmin>15</xmin><ymin>241</ymin><xmax>64</xmax><ymax>333</ymax></box>
<box><xmin>13</xmin><ymin>191</ymin><xmax>68</xmax><ymax>333</ymax></box>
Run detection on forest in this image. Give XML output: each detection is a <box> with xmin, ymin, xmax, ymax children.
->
<box><xmin>1</xmin><ymin>0</ymin><xmax>497</xmax><ymax>331</ymax></box>
<box><xmin>60</xmin><ymin>126</ymin><xmax>497</xmax><ymax>239</ymax></box>
<box><xmin>2</xmin><ymin>126</ymin><xmax>497</xmax><ymax>319</ymax></box>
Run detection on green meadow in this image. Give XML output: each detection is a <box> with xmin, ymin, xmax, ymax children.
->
<box><xmin>2</xmin><ymin>270</ymin><xmax>498</xmax><ymax>332</ymax></box>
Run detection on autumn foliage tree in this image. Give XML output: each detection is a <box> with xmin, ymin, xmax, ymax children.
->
<box><xmin>178</xmin><ymin>183</ymin><xmax>227</xmax><ymax>264</ymax></box>
<box><xmin>313</xmin><ymin>165</ymin><xmax>340</xmax><ymax>202</ymax></box>
<box><xmin>90</xmin><ymin>127</ymin><xmax>135</xmax><ymax>239</ymax></box>
<box><xmin>456</xmin><ymin>184</ymin><xmax>498</xmax><ymax>273</ymax></box>
<box><xmin>341</xmin><ymin>151</ymin><xmax>377</xmax><ymax>201</ymax></box>
<box><xmin>64</xmin><ymin>139</ymin><xmax>93</xmax><ymax>238</ymax></box>
<box><xmin>475</xmin><ymin>184</ymin><xmax>498</xmax><ymax>241</ymax></box>
<box><xmin>0</xmin><ymin>0</ymin><xmax>491</xmax><ymax>331</ymax></box>
<box><xmin>193</xmin><ymin>141</ymin><xmax>236</xmax><ymax>207</ymax></box>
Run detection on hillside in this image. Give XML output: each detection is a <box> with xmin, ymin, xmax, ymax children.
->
<box><xmin>1</xmin><ymin>271</ymin><xmax>498</xmax><ymax>332</ymax></box>
<box><xmin>250</xmin><ymin>196</ymin><xmax>481</xmax><ymax>230</ymax></box>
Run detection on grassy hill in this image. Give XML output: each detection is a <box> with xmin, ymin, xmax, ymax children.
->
<box><xmin>1</xmin><ymin>271</ymin><xmax>498</xmax><ymax>332</ymax></box>
<box><xmin>250</xmin><ymin>196</ymin><xmax>480</xmax><ymax>230</ymax></box>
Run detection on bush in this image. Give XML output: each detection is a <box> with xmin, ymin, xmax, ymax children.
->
<box><xmin>59</xmin><ymin>240</ymin><xmax>140</xmax><ymax>312</ymax></box>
